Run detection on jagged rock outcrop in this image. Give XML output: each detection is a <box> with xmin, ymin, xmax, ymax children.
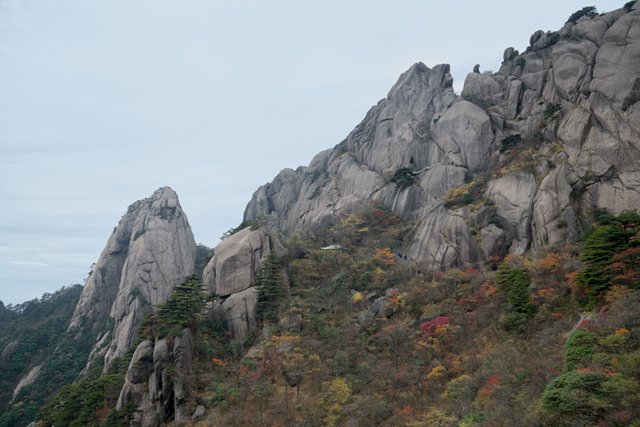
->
<box><xmin>203</xmin><ymin>228</ymin><xmax>282</xmax><ymax>341</ymax></box>
<box><xmin>117</xmin><ymin>328</ymin><xmax>195</xmax><ymax>425</ymax></box>
<box><xmin>68</xmin><ymin>187</ymin><xmax>197</xmax><ymax>372</ymax></box>
<box><xmin>245</xmin><ymin>2</ymin><xmax>640</xmax><ymax>268</ymax></box>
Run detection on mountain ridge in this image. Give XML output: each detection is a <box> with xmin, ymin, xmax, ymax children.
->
<box><xmin>2</xmin><ymin>2</ymin><xmax>640</xmax><ymax>426</ymax></box>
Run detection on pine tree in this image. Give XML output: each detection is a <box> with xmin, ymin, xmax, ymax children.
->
<box><xmin>497</xmin><ymin>264</ymin><xmax>535</xmax><ymax>333</ymax></box>
<box><xmin>256</xmin><ymin>251</ymin><xmax>283</xmax><ymax>323</ymax></box>
<box><xmin>577</xmin><ymin>210</ymin><xmax>640</xmax><ymax>305</ymax></box>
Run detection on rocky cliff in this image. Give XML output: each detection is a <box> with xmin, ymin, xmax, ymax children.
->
<box><xmin>68</xmin><ymin>187</ymin><xmax>197</xmax><ymax>372</ymax></box>
<box><xmin>245</xmin><ymin>2</ymin><xmax>640</xmax><ymax>272</ymax></box>
<box><xmin>116</xmin><ymin>328</ymin><xmax>196</xmax><ymax>425</ymax></box>
<box><xmin>203</xmin><ymin>228</ymin><xmax>284</xmax><ymax>341</ymax></box>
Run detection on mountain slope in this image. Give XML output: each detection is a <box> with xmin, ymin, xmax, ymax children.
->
<box><xmin>0</xmin><ymin>285</ymin><xmax>83</xmax><ymax>427</ymax></box>
<box><xmin>245</xmin><ymin>1</ymin><xmax>640</xmax><ymax>271</ymax></box>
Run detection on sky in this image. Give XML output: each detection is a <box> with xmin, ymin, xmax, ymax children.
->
<box><xmin>0</xmin><ymin>0</ymin><xmax>626</xmax><ymax>305</ymax></box>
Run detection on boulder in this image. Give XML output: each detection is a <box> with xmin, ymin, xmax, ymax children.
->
<box><xmin>203</xmin><ymin>228</ymin><xmax>271</xmax><ymax>297</ymax></box>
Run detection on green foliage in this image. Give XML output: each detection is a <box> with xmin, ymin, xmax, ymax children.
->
<box><xmin>567</xmin><ymin>6</ymin><xmax>597</xmax><ymax>24</ymax></box>
<box><xmin>576</xmin><ymin>210</ymin><xmax>640</xmax><ymax>305</ymax></box>
<box><xmin>220</xmin><ymin>219</ymin><xmax>259</xmax><ymax>240</ymax></box>
<box><xmin>624</xmin><ymin>1</ymin><xmax>636</xmax><ymax>11</ymax></box>
<box><xmin>39</xmin><ymin>353</ymin><xmax>132</xmax><ymax>427</ymax></box>
<box><xmin>257</xmin><ymin>251</ymin><xmax>284</xmax><ymax>323</ymax></box>
<box><xmin>194</xmin><ymin>244</ymin><xmax>214</xmax><ymax>279</ymax></box>
<box><xmin>140</xmin><ymin>276</ymin><xmax>206</xmax><ymax>339</ymax></box>
<box><xmin>0</xmin><ymin>285</ymin><xmax>95</xmax><ymax>427</ymax></box>
<box><xmin>496</xmin><ymin>265</ymin><xmax>535</xmax><ymax>333</ymax></box>
<box><xmin>544</xmin><ymin>103</ymin><xmax>562</xmax><ymax>119</ymax></box>
<box><xmin>541</xmin><ymin>370</ymin><xmax>609</xmax><ymax>420</ymax></box>
<box><xmin>390</xmin><ymin>167</ymin><xmax>417</xmax><ymax>189</ymax></box>
<box><xmin>564</xmin><ymin>329</ymin><xmax>596</xmax><ymax>371</ymax></box>
<box><xmin>499</xmin><ymin>134</ymin><xmax>522</xmax><ymax>153</ymax></box>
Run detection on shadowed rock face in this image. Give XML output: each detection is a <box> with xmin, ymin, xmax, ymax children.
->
<box><xmin>69</xmin><ymin>187</ymin><xmax>197</xmax><ymax>372</ymax></box>
<box><xmin>117</xmin><ymin>328</ymin><xmax>195</xmax><ymax>425</ymax></box>
<box><xmin>245</xmin><ymin>3</ymin><xmax>640</xmax><ymax>268</ymax></box>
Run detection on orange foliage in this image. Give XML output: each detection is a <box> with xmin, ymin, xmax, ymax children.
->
<box><xmin>211</xmin><ymin>357</ymin><xmax>225</xmax><ymax>367</ymax></box>
<box><xmin>373</xmin><ymin>248</ymin><xmax>396</xmax><ymax>267</ymax></box>
<box><xmin>615</xmin><ymin>328</ymin><xmax>630</xmax><ymax>337</ymax></box>
<box><xmin>503</xmin><ymin>253</ymin><xmax>526</xmax><ymax>269</ymax></box>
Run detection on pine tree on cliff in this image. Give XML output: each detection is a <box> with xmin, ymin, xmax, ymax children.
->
<box><xmin>256</xmin><ymin>251</ymin><xmax>283</xmax><ymax>323</ymax></box>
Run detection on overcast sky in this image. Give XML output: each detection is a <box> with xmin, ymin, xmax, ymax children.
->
<box><xmin>0</xmin><ymin>0</ymin><xmax>625</xmax><ymax>305</ymax></box>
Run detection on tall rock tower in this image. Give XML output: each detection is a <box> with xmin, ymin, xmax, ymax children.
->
<box><xmin>68</xmin><ymin>187</ymin><xmax>197</xmax><ymax>371</ymax></box>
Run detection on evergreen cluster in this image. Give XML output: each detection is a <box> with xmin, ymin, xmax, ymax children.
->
<box><xmin>140</xmin><ymin>276</ymin><xmax>207</xmax><ymax>339</ymax></box>
<box><xmin>390</xmin><ymin>167</ymin><xmax>417</xmax><ymax>189</ymax></box>
<box><xmin>496</xmin><ymin>264</ymin><xmax>536</xmax><ymax>334</ymax></box>
<box><xmin>576</xmin><ymin>210</ymin><xmax>640</xmax><ymax>305</ymax></box>
<box><xmin>256</xmin><ymin>251</ymin><xmax>284</xmax><ymax>323</ymax></box>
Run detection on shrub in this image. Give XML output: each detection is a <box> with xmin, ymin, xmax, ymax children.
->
<box><xmin>567</xmin><ymin>6</ymin><xmax>597</xmax><ymax>24</ymax></box>
<box><xmin>499</xmin><ymin>134</ymin><xmax>522</xmax><ymax>153</ymax></box>
<box><xmin>541</xmin><ymin>370</ymin><xmax>608</xmax><ymax>420</ymax></box>
<box><xmin>576</xmin><ymin>210</ymin><xmax>640</xmax><ymax>305</ymax></box>
<box><xmin>391</xmin><ymin>167</ymin><xmax>417</xmax><ymax>189</ymax></box>
<box><xmin>544</xmin><ymin>103</ymin><xmax>562</xmax><ymax>119</ymax></box>
<box><xmin>443</xmin><ymin>179</ymin><xmax>484</xmax><ymax>208</ymax></box>
<box><xmin>419</xmin><ymin>316</ymin><xmax>450</xmax><ymax>337</ymax></box>
<box><xmin>564</xmin><ymin>329</ymin><xmax>596</xmax><ymax>371</ymax></box>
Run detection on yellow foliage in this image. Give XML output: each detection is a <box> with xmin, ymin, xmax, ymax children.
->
<box><xmin>615</xmin><ymin>328</ymin><xmax>630</xmax><ymax>337</ymax></box>
<box><xmin>321</xmin><ymin>377</ymin><xmax>352</xmax><ymax>427</ymax></box>
<box><xmin>351</xmin><ymin>291</ymin><xmax>364</xmax><ymax>303</ymax></box>
<box><xmin>409</xmin><ymin>409</ymin><xmax>457</xmax><ymax>426</ymax></box>
<box><xmin>373</xmin><ymin>267</ymin><xmax>386</xmax><ymax>282</ymax></box>
<box><xmin>426</xmin><ymin>365</ymin><xmax>446</xmax><ymax>381</ymax></box>
<box><xmin>341</xmin><ymin>214</ymin><xmax>364</xmax><ymax>228</ymax></box>
<box><xmin>444</xmin><ymin>181</ymin><xmax>477</xmax><ymax>201</ymax></box>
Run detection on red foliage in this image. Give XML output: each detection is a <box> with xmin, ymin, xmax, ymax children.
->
<box><xmin>479</xmin><ymin>374</ymin><xmax>501</xmax><ymax>397</ymax></box>
<box><xmin>419</xmin><ymin>316</ymin><xmax>450</xmax><ymax>336</ymax></box>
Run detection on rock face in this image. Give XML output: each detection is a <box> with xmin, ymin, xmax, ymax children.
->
<box><xmin>69</xmin><ymin>187</ymin><xmax>197</xmax><ymax>372</ymax></box>
<box><xmin>245</xmin><ymin>3</ymin><xmax>640</xmax><ymax>268</ymax></box>
<box><xmin>117</xmin><ymin>328</ymin><xmax>195</xmax><ymax>425</ymax></box>
<box><xmin>203</xmin><ymin>228</ymin><xmax>280</xmax><ymax>341</ymax></box>
<box><xmin>12</xmin><ymin>365</ymin><xmax>41</xmax><ymax>400</ymax></box>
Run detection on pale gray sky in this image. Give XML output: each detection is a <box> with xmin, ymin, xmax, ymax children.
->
<box><xmin>0</xmin><ymin>0</ymin><xmax>625</xmax><ymax>304</ymax></box>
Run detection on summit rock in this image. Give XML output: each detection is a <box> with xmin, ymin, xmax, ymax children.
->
<box><xmin>69</xmin><ymin>187</ymin><xmax>197</xmax><ymax>371</ymax></box>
